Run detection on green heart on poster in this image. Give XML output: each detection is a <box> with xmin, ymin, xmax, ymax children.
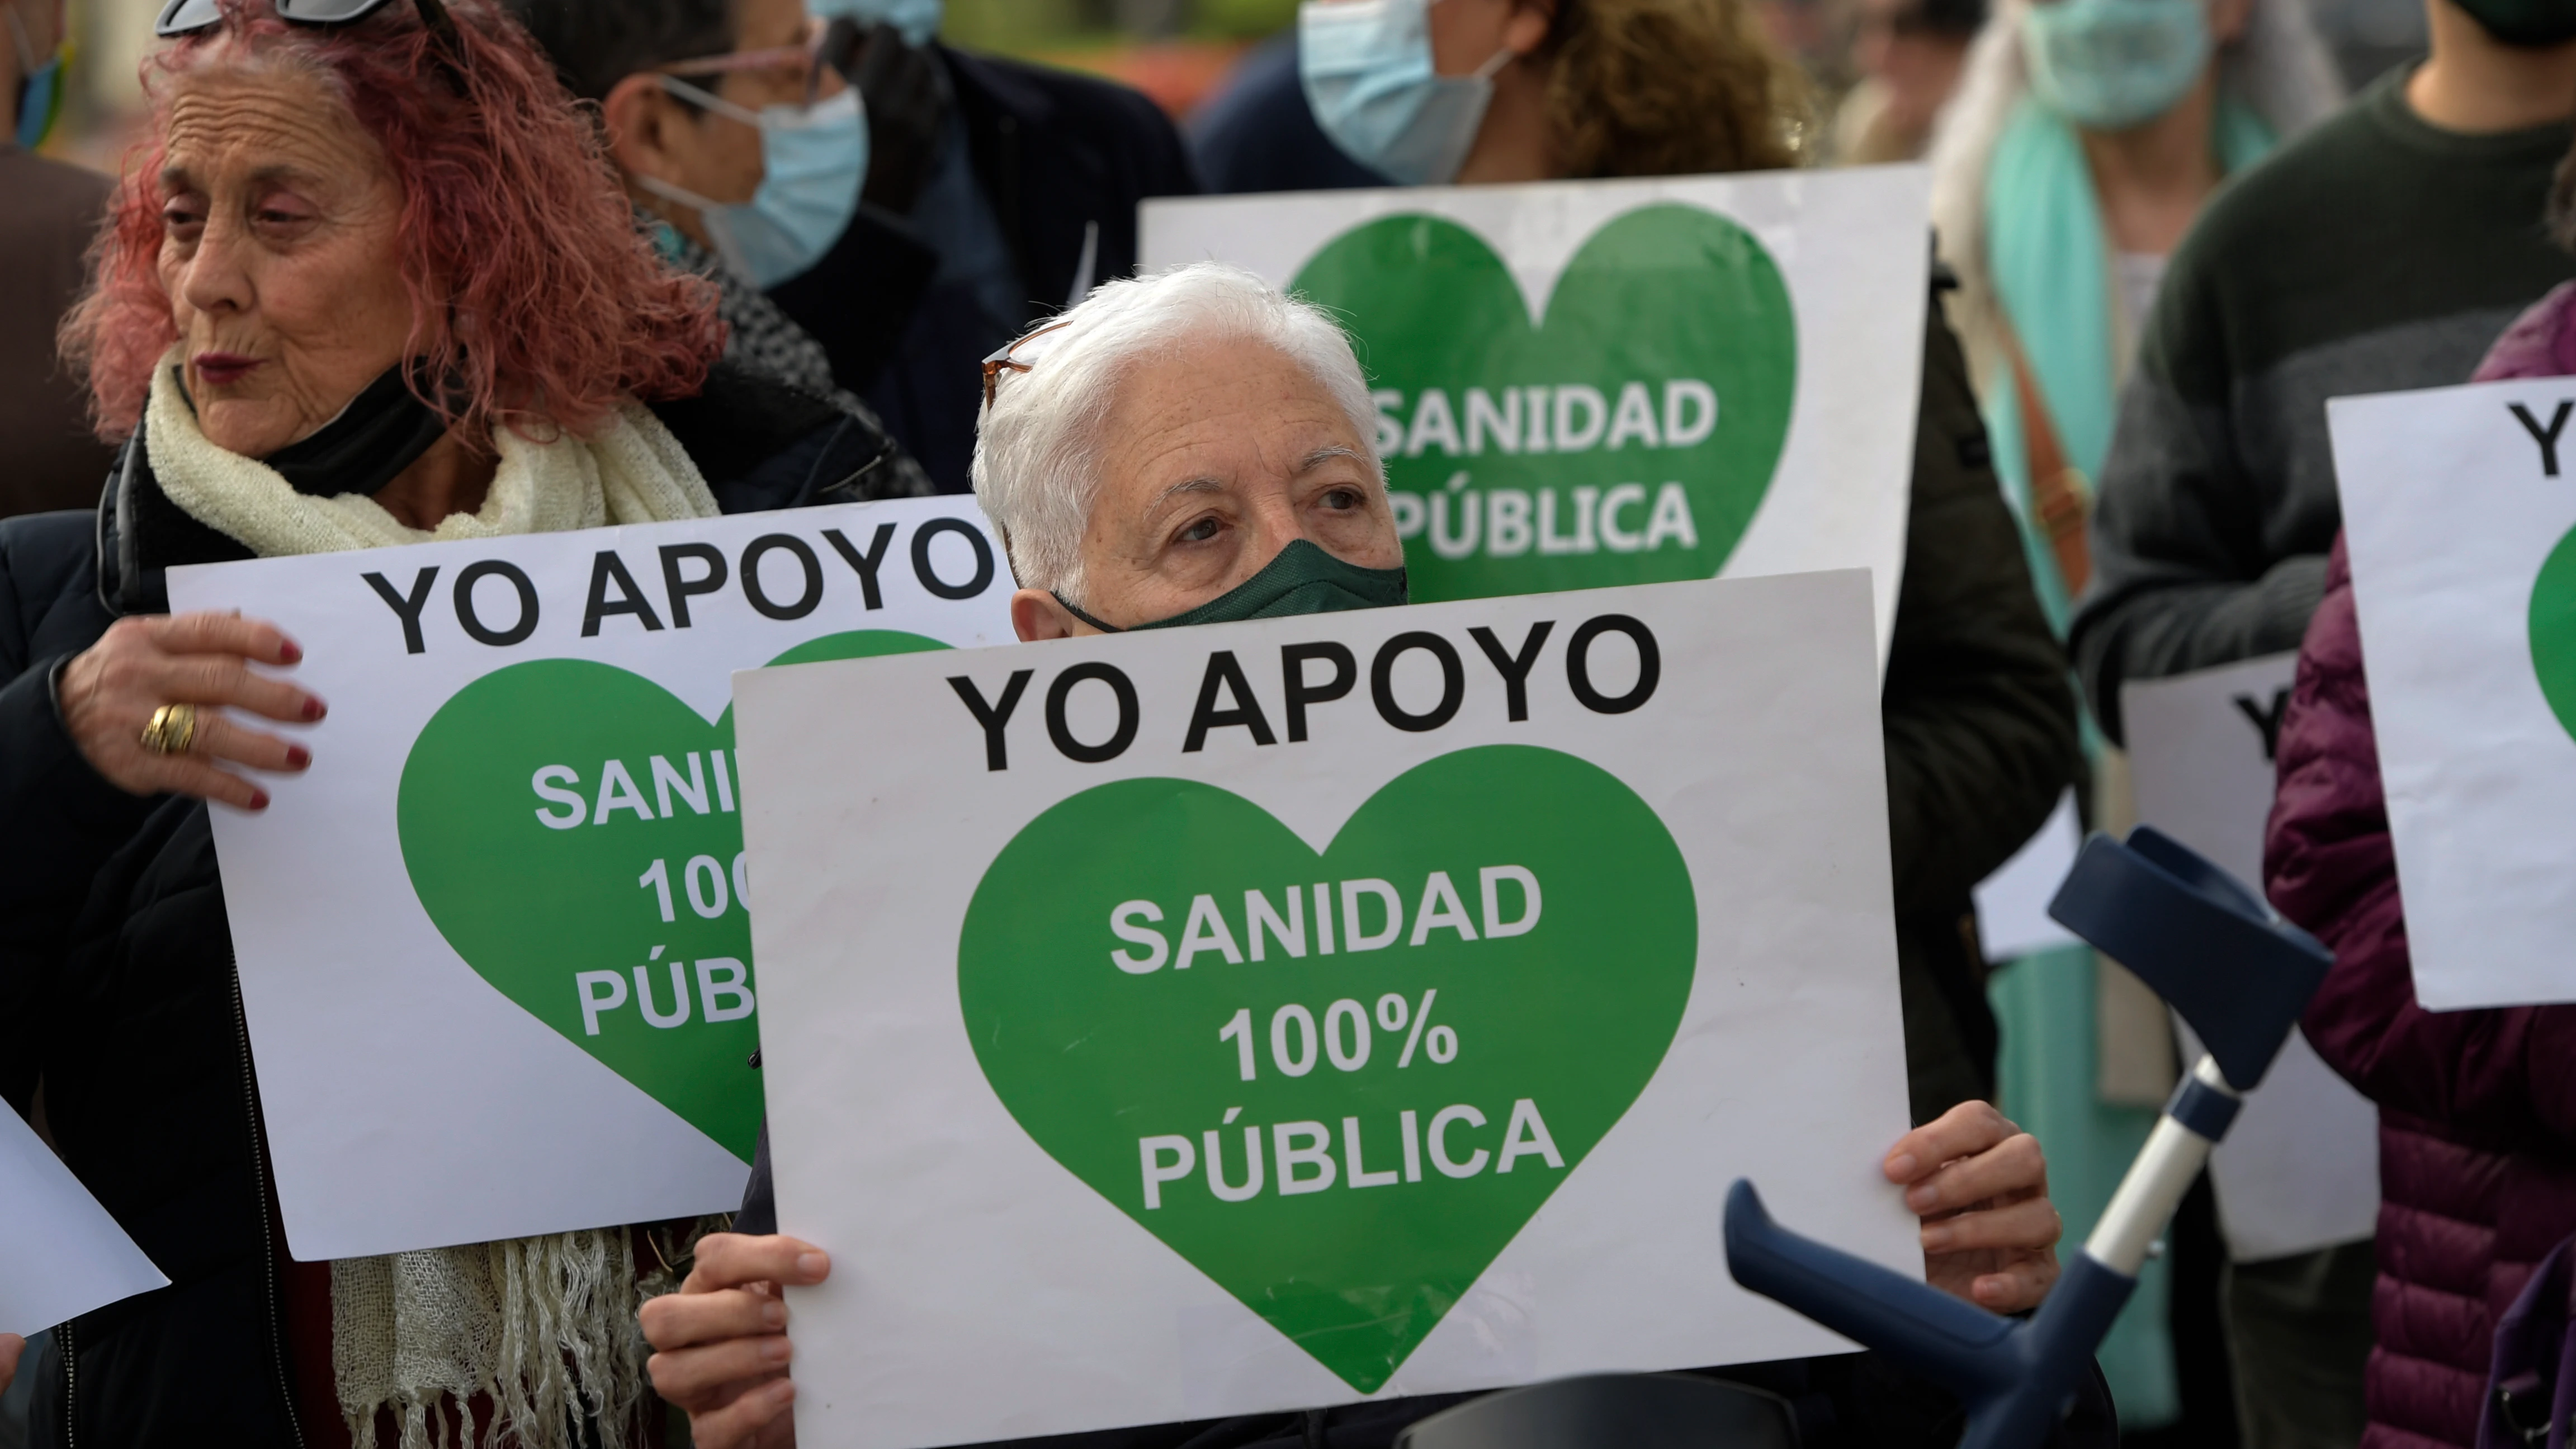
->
<box><xmin>958</xmin><ymin>744</ymin><xmax>1697</xmax><ymax>1394</ymax></box>
<box><xmin>2531</xmin><ymin>525</ymin><xmax>2576</xmax><ymax>740</ymax></box>
<box><xmin>398</xmin><ymin>630</ymin><xmax>948</xmax><ymax>1159</ymax></box>
<box><xmin>1289</xmin><ymin>205</ymin><xmax>1797</xmax><ymax>602</ymax></box>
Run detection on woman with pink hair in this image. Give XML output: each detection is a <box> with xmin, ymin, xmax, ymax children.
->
<box><xmin>0</xmin><ymin>0</ymin><xmax>920</xmax><ymax>1442</ymax></box>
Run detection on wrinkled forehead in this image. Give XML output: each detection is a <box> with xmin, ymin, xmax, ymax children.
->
<box><xmin>158</xmin><ymin>55</ymin><xmax>384</xmax><ymax>196</ymax></box>
<box><xmin>1086</xmin><ymin>337</ymin><xmax>1373</xmax><ymax>507</ymax></box>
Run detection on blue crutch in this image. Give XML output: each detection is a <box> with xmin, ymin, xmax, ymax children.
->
<box><xmin>1723</xmin><ymin>825</ymin><xmax>2334</xmax><ymax>1449</ymax></box>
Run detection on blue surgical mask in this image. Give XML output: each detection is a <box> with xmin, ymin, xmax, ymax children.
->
<box><xmin>2020</xmin><ymin>0</ymin><xmax>2212</xmax><ymax>131</ymax></box>
<box><xmin>637</xmin><ymin>80</ymin><xmax>866</xmax><ymax>288</ymax></box>
<box><xmin>8</xmin><ymin>6</ymin><xmax>62</xmax><ymax>150</ymax></box>
<box><xmin>810</xmin><ymin>0</ymin><xmax>942</xmax><ymax>47</ymax></box>
<box><xmin>1298</xmin><ymin>0</ymin><xmax>1511</xmax><ymax>187</ymax></box>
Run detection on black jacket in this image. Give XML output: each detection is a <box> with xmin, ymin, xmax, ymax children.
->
<box><xmin>0</xmin><ymin>367</ymin><xmax>916</xmax><ymax>1448</ymax></box>
<box><xmin>768</xmin><ymin>46</ymin><xmax>1199</xmax><ymax>493</ymax></box>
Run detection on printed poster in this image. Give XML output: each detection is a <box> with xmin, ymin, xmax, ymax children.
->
<box><xmin>1</xmin><ymin>1106</ymin><xmax>166</xmax><ymax>1337</ymax></box>
<box><xmin>166</xmin><ymin>498</ymin><xmax>1012</xmax><ymax>1258</ymax></box>
<box><xmin>2331</xmin><ymin>380</ymin><xmax>2576</xmax><ymax>1009</ymax></box>
<box><xmin>1141</xmin><ymin>167</ymin><xmax>1929</xmax><ymax>656</ymax></box>
<box><xmin>2123</xmin><ymin>655</ymin><xmax>2379</xmax><ymax>1261</ymax></box>
<box><xmin>734</xmin><ymin>570</ymin><xmax>1917</xmax><ymax>1447</ymax></box>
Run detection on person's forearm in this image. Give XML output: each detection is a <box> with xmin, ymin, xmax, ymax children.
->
<box><xmin>2072</xmin><ymin>554</ymin><xmax>2328</xmax><ymax>743</ymax></box>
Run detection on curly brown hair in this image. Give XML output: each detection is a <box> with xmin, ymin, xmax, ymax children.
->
<box><xmin>1541</xmin><ymin>0</ymin><xmax>1812</xmax><ymax>178</ymax></box>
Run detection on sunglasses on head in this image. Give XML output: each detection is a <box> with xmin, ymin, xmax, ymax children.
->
<box><xmin>155</xmin><ymin>0</ymin><xmax>454</xmax><ymax>40</ymax></box>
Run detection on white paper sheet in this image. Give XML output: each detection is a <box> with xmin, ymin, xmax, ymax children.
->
<box><xmin>736</xmin><ymin>570</ymin><xmax>1917</xmax><ymax>1448</ymax></box>
<box><xmin>0</xmin><ymin>1107</ymin><xmax>166</xmax><ymax>1337</ymax></box>
<box><xmin>1973</xmin><ymin>789</ymin><xmax>2082</xmax><ymax>960</ymax></box>
<box><xmin>2124</xmin><ymin>653</ymin><xmax>2380</xmax><ymax>1261</ymax></box>
<box><xmin>166</xmin><ymin>498</ymin><xmax>1012</xmax><ymax>1258</ymax></box>
<box><xmin>2331</xmin><ymin>380</ymin><xmax>2576</xmax><ymax>1009</ymax></box>
<box><xmin>1142</xmin><ymin>167</ymin><xmax>1927</xmax><ymax>662</ymax></box>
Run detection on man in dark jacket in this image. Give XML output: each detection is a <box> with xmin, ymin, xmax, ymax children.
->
<box><xmin>0</xmin><ymin>365</ymin><xmax>920</xmax><ymax>1447</ymax></box>
<box><xmin>767</xmin><ymin>6</ymin><xmax>1199</xmax><ymax>493</ymax></box>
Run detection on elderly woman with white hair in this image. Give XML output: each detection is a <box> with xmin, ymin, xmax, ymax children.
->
<box><xmin>634</xmin><ymin>262</ymin><xmax>2101</xmax><ymax>1449</ymax></box>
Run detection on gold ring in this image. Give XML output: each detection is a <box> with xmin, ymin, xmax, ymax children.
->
<box><xmin>140</xmin><ymin>702</ymin><xmax>199</xmax><ymax>756</ymax></box>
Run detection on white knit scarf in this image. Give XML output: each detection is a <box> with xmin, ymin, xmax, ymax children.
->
<box><xmin>145</xmin><ymin>356</ymin><xmax>720</xmax><ymax>1448</ymax></box>
<box><xmin>145</xmin><ymin>358</ymin><xmax>719</xmax><ymax>554</ymax></box>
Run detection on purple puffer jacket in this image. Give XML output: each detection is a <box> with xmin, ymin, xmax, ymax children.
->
<box><xmin>2265</xmin><ymin>285</ymin><xmax>2576</xmax><ymax>1449</ymax></box>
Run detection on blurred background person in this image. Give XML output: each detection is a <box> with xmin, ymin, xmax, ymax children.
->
<box><xmin>772</xmin><ymin>0</ymin><xmax>1199</xmax><ymax>492</ymax></box>
<box><xmin>1830</xmin><ymin>0</ymin><xmax>1984</xmax><ymax>164</ymax></box>
<box><xmin>2068</xmin><ymin>0</ymin><xmax>2576</xmax><ymax>1438</ymax></box>
<box><xmin>516</xmin><ymin>0</ymin><xmax>1197</xmax><ymax>497</ymax></box>
<box><xmin>507</xmin><ymin>0</ymin><xmax>935</xmax><ymax>495</ymax></box>
<box><xmin>1926</xmin><ymin>0</ymin><xmax>2342</xmax><ymax>1436</ymax></box>
<box><xmin>1</xmin><ymin>0</ymin><xmax>117</xmax><ymax>521</ymax></box>
<box><xmin>1188</xmin><ymin>25</ymin><xmax>1386</xmax><ymax>189</ymax></box>
<box><xmin>2265</xmin><ymin>207</ymin><xmax>2576</xmax><ymax>1445</ymax></box>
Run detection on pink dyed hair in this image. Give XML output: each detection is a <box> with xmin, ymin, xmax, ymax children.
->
<box><xmin>63</xmin><ymin>0</ymin><xmax>725</xmax><ymax>443</ymax></box>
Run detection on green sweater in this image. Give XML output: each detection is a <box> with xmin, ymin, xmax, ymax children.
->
<box><xmin>2069</xmin><ymin>70</ymin><xmax>2575</xmax><ymax>740</ymax></box>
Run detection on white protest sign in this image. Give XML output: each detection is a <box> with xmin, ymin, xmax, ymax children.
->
<box><xmin>2123</xmin><ymin>655</ymin><xmax>2379</xmax><ymax>1262</ymax></box>
<box><xmin>1141</xmin><ymin>167</ymin><xmax>1927</xmax><ymax>657</ymax></box>
<box><xmin>734</xmin><ymin>569</ymin><xmax>1917</xmax><ymax>1448</ymax></box>
<box><xmin>1973</xmin><ymin>789</ymin><xmax>2082</xmax><ymax>960</ymax></box>
<box><xmin>166</xmin><ymin>498</ymin><xmax>1011</xmax><ymax>1259</ymax></box>
<box><xmin>1</xmin><ymin>1107</ymin><xmax>166</xmax><ymax>1337</ymax></box>
<box><xmin>2331</xmin><ymin>379</ymin><xmax>2576</xmax><ymax>1009</ymax></box>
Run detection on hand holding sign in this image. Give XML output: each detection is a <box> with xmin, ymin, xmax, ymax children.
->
<box><xmin>640</xmin><ymin>1233</ymin><xmax>830</xmax><ymax>1449</ymax></box>
<box><xmin>56</xmin><ymin>611</ymin><xmax>323</xmax><ymax>810</ymax></box>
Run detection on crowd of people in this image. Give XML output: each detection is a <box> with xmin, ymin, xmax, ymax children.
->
<box><xmin>0</xmin><ymin>0</ymin><xmax>2570</xmax><ymax>1443</ymax></box>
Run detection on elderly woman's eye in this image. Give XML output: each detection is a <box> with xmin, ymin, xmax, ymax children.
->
<box><xmin>1178</xmin><ymin>516</ymin><xmax>1222</xmax><ymax>544</ymax></box>
<box><xmin>1321</xmin><ymin>487</ymin><xmax>1362</xmax><ymax>510</ymax></box>
<box><xmin>162</xmin><ymin>201</ymin><xmax>206</xmax><ymax>234</ymax></box>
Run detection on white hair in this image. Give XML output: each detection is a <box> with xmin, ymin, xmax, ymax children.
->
<box><xmin>970</xmin><ymin>261</ymin><xmax>1386</xmax><ymax>607</ymax></box>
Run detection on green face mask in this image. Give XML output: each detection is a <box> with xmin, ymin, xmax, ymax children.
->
<box><xmin>1055</xmin><ymin>539</ymin><xmax>1408</xmax><ymax>632</ymax></box>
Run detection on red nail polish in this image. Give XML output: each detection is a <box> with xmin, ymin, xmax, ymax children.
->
<box><xmin>278</xmin><ymin>640</ymin><xmax>303</xmax><ymax>663</ymax></box>
<box><xmin>248</xmin><ymin>789</ymin><xmax>271</xmax><ymax>811</ymax></box>
<box><xmin>286</xmin><ymin>745</ymin><xmax>311</xmax><ymax>769</ymax></box>
<box><xmin>304</xmin><ymin>698</ymin><xmax>327</xmax><ymax>721</ymax></box>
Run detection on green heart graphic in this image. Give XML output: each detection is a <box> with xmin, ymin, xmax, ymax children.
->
<box><xmin>398</xmin><ymin>630</ymin><xmax>947</xmax><ymax>1159</ymax></box>
<box><xmin>2533</xmin><ymin>525</ymin><xmax>2576</xmax><ymax>740</ymax></box>
<box><xmin>1289</xmin><ymin>205</ymin><xmax>1796</xmax><ymax>602</ymax></box>
<box><xmin>958</xmin><ymin>744</ymin><xmax>1696</xmax><ymax>1393</ymax></box>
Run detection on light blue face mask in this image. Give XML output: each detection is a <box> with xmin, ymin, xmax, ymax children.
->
<box><xmin>637</xmin><ymin>79</ymin><xmax>866</xmax><ymax>288</ymax></box>
<box><xmin>2020</xmin><ymin>0</ymin><xmax>2212</xmax><ymax>132</ymax></box>
<box><xmin>9</xmin><ymin>6</ymin><xmax>62</xmax><ymax>150</ymax></box>
<box><xmin>810</xmin><ymin>0</ymin><xmax>942</xmax><ymax>47</ymax></box>
<box><xmin>1298</xmin><ymin>0</ymin><xmax>1511</xmax><ymax>187</ymax></box>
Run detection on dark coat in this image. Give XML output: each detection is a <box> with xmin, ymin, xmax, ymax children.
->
<box><xmin>0</xmin><ymin>367</ymin><xmax>917</xmax><ymax>1448</ymax></box>
<box><xmin>1185</xmin><ymin>32</ymin><xmax>1386</xmax><ymax>197</ymax></box>
<box><xmin>2266</xmin><ymin>537</ymin><xmax>2576</xmax><ymax>1449</ymax></box>
<box><xmin>767</xmin><ymin>46</ymin><xmax>1199</xmax><ymax>494</ymax></box>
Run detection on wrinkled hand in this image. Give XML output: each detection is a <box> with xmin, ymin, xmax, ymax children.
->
<box><xmin>1883</xmin><ymin>1100</ymin><xmax>2061</xmax><ymax>1313</ymax></box>
<box><xmin>0</xmin><ymin>1332</ymin><xmax>21</xmax><ymax>1396</ymax></box>
<box><xmin>56</xmin><ymin>612</ymin><xmax>321</xmax><ymax>810</ymax></box>
<box><xmin>640</xmin><ymin>1233</ymin><xmax>829</xmax><ymax>1449</ymax></box>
